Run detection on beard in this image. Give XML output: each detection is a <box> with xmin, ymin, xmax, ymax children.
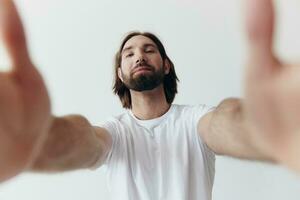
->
<box><xmin>121</xmin><ymin>64</ymin><xmax>165</xmax><ymax>92</ymax></box>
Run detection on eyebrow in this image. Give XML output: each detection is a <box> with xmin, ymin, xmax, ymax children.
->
<box><xmin>121</xmin><ymin>43</ymin><xmax>157</xmax><ymax>55</ymax></box>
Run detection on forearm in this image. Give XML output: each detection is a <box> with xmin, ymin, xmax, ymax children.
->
<box><xmin>30</xmin><ymin>115</ymin><xmax>104</xmax><ymax>172</ymax></box>
<box><xmin>201</xmin><ymin>98</ymin><xmax>274</xmax><ymax>161</ymax></box>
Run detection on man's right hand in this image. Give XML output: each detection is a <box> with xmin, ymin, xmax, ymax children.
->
<box><xmin>0</xmin><ymin>0</ymin><xmax>51</xmax><ymax>181</ymax></box>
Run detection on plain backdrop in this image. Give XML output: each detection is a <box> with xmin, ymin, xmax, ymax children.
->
<box><xmin>0</xmin><ymin>0</ymin><xmax>300</xmax><ymax>199</ymax></box>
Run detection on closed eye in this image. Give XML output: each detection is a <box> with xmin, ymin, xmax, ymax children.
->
<box><xmin>145</xmin><ymin>49</ymin><xmax>155</xmax><ymax>53</ymax></box>
<box><xmin>126</xmin><ymin>53</ymin><xmax>134</xmax><ymax>57</ymax></box>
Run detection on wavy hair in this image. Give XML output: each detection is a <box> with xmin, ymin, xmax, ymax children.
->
<box><xmin>113</xmin><ymin>31</ymin><xmax>179</xmax><ymax>109</ymax></box>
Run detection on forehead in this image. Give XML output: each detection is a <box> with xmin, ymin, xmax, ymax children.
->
<box><xmin>122</xmin><ymin>35</ymin><xmax>157</xmax><ymax>50</ymax></box>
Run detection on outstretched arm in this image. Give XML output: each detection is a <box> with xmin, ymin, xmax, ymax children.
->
<box><xmin>199</xmin><ymin>0</ymin><xmax>300</xmax><ymax>173</ymax></box>
<box><xmin>198</xmin><ymin>98</ymin><xmax>273</xmax><ymax>161</ymax></box>
<box><xmin>31</xmin><ymin>115</ymin><xmax>112</xmax><ymax>172</ymax></box>
<box><xmin>0</xmin><ymin>0</ymin><xmax>112</xmax><ymax>181</ymax></box>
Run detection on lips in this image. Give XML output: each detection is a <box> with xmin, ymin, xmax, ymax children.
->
<box><xmin>132</xmin><ymin>66</ymin><xmax>152</xmax><ymax>75</ymax></box>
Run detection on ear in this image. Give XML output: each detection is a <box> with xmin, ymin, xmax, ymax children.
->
<box><xmin>164</xmin><ymin>59</ymin><xmax>171</xmax><ymax>75</ymax></box>
<box><xmin>118</xmin><ymin>67</ymin><xmax>124</xmax><ymax>82</ymax></box>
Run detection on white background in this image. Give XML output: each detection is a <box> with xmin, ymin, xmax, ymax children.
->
<box><xmin>0</xmin><ymin>0</ymin><xmax>300</xmax><ymax>199</ymax></box>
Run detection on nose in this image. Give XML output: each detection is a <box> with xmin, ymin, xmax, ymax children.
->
<box><xmin>135</xmin><ymin>51</ymin><xmax>147</xmax><ymax>64</ymax></box>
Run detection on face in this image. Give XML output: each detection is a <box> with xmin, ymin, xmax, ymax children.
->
<box><xmin>118</xmin><ymin>35</ymin><xmax>170</xmax><ymax>91</ymax></box>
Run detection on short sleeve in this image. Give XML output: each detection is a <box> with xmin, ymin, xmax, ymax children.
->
<box><xmin>90</xmin><ymin>117</ymin><xmax>120</xmax><ymax>170</ymax></box>
<box><xmin>193</xmin><ymin>104</ymin><xmax>216</xmax><ymax>173</ymax></box>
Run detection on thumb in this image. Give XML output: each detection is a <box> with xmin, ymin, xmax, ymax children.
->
<box><xmin>0</xmin><ymin>0</ymin><xmax>32</xmax><ymax>68</ymax></box>
<box><xmin>245</xmin><ymin>0</ymin><xmax>278</xmax><ymax>78</ymax></box>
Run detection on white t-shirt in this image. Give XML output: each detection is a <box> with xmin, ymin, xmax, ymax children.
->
<box><xmin>95</xmin><ymin>104</ymin><xmax>215</xmax><ymax>200</ymax></box>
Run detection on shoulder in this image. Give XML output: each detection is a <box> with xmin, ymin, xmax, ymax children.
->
<box><xmin>103</xmin><ymin>112</ymin><xmax>130</xmax><ymax>125</ymax></box>
<box><xmin>98</xmin><ymin>112</ymin><xmax>131</xmax><ymax>133</ymax></box>
<box><xmin>170</xmin><ymin>104</ymin><xmax>215</xmax><ymax>128</ymax></box>
<box><xmin>173</xmin><ymin>104</ymin><xmax>214</xmax><ymax>117</ymax></box>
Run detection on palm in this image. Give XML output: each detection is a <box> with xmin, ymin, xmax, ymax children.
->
<box><xmin>246</xmin><ymin>64</ymin><xmax>300</xmax><ymax>153</ymax></box>
<box><xmin>0</xmin><ymin>0</ymin><xmax>51</xmax><ymax>180</ymax></box>
<box><xmin>0</xmin><ymin>69</ymin><xmax>50</xmax><ymax>144</ymax></box>
<box><xmin>244</xmin><ymin>0</ymin><xmax>300</xmax><ymax>170</ymax></box>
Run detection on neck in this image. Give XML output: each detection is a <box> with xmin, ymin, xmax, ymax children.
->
<box><xmin>130</xmin><ymin>85</ymin><xmax>171</xmax><ymax>120</ymax></box>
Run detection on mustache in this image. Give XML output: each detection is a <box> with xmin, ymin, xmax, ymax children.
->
<box><xmin>134</xmin><ymin>61</ymin><xmax>153</xmax><ymax>68</ymax></box>
<box><xmin>131</xmin><ymin>62</ymin><xmax>154</xmax><ymax>74</ymax></box>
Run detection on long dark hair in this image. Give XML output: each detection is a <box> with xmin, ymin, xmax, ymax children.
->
<box><xmin>113</xmin><ymin>31</ymin><xmax>179</xmax><ymax>109</ymax></box>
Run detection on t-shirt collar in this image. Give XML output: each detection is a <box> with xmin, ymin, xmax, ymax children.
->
<box><xmin>128</xmin><ymin>104</ymin><xmax>175</xmax><ymax>129</ymax></box>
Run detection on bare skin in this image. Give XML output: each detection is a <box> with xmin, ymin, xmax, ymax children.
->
<box><xmin>1</xmin><ymin>0</ymin><xmax>298</xmax><ymax>185</ymax></box>
<box><xmin>244</xmin><ymin>0</ymin><xmax>300</xmax><ymax>172</ymax></box>
<box><xmin>0</xmin><ymin>0</ymin><xmax>111</xmax><ymax>179</ymax></box>
<box><xmin>118</xmin><ymin>35</ymin><xmax>171</xmax><ymax>120</ymax></box>
<box><xmin>0</xmin><ymin>0</ymin><xmax>51</xmax><ymax>181</ymax></box>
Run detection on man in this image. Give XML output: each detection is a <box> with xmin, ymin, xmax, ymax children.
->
<box><xmin>0</xmin><ymin>0</ymin><xmax>297</xmax><ymax>199</ymax></box>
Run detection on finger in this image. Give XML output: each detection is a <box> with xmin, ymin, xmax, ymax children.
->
<box><xmin>0</xmin><ymin>0</ymin><xmax>32</xmax><ymax>68</ymax></box>
<box><xmin>245</xmin><ymin>0</ymin><xmax>278</xmax><ymax>77</ymax></box>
